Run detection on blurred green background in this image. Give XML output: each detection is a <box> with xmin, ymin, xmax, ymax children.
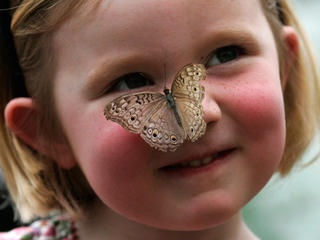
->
<box><xmin>243</xmin><ymin>1</ymin><xmax>320</xmax><ymax>238</ymax></box>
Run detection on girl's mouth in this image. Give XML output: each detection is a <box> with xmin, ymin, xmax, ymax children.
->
<box><xmin>159</xmin><ymin>149</ymin><xmax>235</xmax><ymax>177</ymax></box>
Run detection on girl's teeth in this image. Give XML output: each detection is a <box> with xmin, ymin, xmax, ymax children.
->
<box><xmin>202</xmin><ymin>156</ymin><xmax>213</xmax><ymax>164</ymax></box>
<box><xmin>190</xmin><ymin>160</ymin><xmax>201</xmax><ymax>167</ymax></box>
<box><xmin>177</xmin><ymin>155</ymin><xmax>214</xmax><ymax>168</ymax></box>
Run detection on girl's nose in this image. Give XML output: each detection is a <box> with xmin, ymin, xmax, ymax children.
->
<box><xmin>202</xmin><ymin>92</ymin><xmax>221</xmax><ymax>125</ymax></box>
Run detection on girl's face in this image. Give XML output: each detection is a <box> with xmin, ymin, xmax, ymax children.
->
<box><xmin>53</xmin><ymin>0</ymin><xmax>285</xmax><ymax>230</ymax></box>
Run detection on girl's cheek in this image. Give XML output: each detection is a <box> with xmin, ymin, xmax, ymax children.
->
<box><xmin>229</xmin><ymin>80</ymin><xmax>286</xmax><ymax>168</ymax></box>
<box><xmin>234</xmin><ymin>88</ymin><xmax>285</xmax><ymax>133</ymax></box>
<box><xmin>99</xmin><ymin>122</ymin><xmax>145</xmax><ymax>153</ymax></box>
<box><xmin>208</xmin><ymin>66</ymin><xmax>286</xmax><ymax>140</ymax></box>
<box><xmin>78</xmin><ymin>120</ymin><xmax>156</xmax><ymax>211</ymax></box>
<box><xmin>207</xmin><ymin>69</ymin><xmax>286</xmax><ymax>162</ymax></box>
<box><xmin>93</xmin><ymin>119</ymin><xmax>151</xmax><ymax>167</ymax></box>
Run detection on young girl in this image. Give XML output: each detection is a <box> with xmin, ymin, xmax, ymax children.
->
<box><xmin>1</xmin><ymin>0</ymin><xmax>319</xmax><ymax>239</ymax></box>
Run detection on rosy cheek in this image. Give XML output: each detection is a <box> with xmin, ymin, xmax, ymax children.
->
<box><xmin>98</xmin><ymin>122</ymin><xmax>145</xmax><ymax>153</ymax></box>
<box><xmin>237</xmin><ymin>89</ymin><xmax>285</xmax><ymax>134</ymax></box>
<box><xmin>93</xmin><ymin>117</ymin><xmax>151</xmax><ymax>167</ymax></box>
<box><xmin>229</xmin><ymin>82</ymin><xmax>286</xmax><ymax>168</ymax></box>
<box><xmin>86</xmin><ymin>111</ymin><xmax>147</xmax><ymax>154</ymax></box>
<box><xmin>81</xmin><ymin>115</ymin><xmax>152</xmax><ymax>179</ymax></box>
<box><xmin>80</xmin><ymin>119</ymin><xmax>156</xmax><ymax>211</ymax></box>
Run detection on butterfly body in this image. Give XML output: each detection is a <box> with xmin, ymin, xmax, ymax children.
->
<box><xmin>104</xmin><ymin>63</ymin><xmax>207</xmax><ymax>152</ymax></box>
<box><xmin>163</xmin><ymin>88</ymin><xmax>183</xmax><ymax>127</ymax></box>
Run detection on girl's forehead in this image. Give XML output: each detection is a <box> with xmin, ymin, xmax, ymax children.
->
<box><xmin>58</xmin><ymin>0</ymin><xmax>264</xmax><ymax>33</ymax></box>
<box><xmin>53</xmin><ymin>0</ymin><xmax>267</xmax><ymax>53</ymax></box>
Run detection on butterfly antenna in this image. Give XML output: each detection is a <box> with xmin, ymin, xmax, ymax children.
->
<box><xmin>163</xmin><ymin>62</ymin><xmax>168</xmax><ymax>90</ymax></box>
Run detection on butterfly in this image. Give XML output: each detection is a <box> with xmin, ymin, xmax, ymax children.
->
<box><xmin>104</xmin><ymin>63</ymin><xmax>207</xmax><ymax>152</ymax></box>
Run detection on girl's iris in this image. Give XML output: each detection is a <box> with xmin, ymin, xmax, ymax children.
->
<box><xmin>207</xmin><ymin>45</ymin><xmax>242</xmax><ymax>66</ymax></box>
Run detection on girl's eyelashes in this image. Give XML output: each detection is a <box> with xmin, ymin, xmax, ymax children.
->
<box><xmin>109</xmin><ymin>72</ymin><xmax>154</xmax><ymax>92</ymax></box>
<box><xmin>206</xmin><ymin>45</ymin><xmax>246</xmax><ymax>67</ymax></box>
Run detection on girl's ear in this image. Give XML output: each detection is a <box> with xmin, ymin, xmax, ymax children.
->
<box><xmin>281</xmin><ymin>26</ymin><xmax>299</xmax><ymax>89</ymax></box>
<box><xmin>4</xmin><ymin>98</ymin><xmax>76</xmax><ymax>169</ymax></box>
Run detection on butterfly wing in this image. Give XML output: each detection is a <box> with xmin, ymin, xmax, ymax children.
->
<box><xmin>171</xmin><ymin>63</ymin><xmax>207</xmax><ymax>142</ymax></box>
<box><xmin>104</xmin><ymin>92</ymin><xmax>165</xmax><ymax>133</ymax></box>
<box><xmin>175</xmin><ymin>100</ymin><xmax>206</xmax><ymax>142</ymax></box>
<box><xmin>104</xmin><ymin>63</ymin><xmax>206</xmax><ymax>151</ymax></box>
<box><xmin>140</xmin><ymin>101</ymin><xmax>186</xmax><ymax>152</ymax></box>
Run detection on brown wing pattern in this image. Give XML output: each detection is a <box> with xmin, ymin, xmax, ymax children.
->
<box><xmin>171</xmin><ymin>63</ymin><xmax>206</xmax><ymax>102</ymax></box>
<box><xmin>171</xmin><ymin>63</ymin><xmax>206</xmax><ymax>141</ymax></box>
<box><xmin>104</xmin><ymin>92</ymin><xmax>164</xmax><ymax>133</ymax></box>
<box><xmin>175</xmin><ymin>100</ymin><xmax>206</xmax><ymax>142</ymax></box>
<box><xmin>140</xmin><ymin>101</ymin><xmax>186</xmax><ymax>152</ymax></box>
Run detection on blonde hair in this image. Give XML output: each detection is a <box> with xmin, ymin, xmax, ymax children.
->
<box><xmin>261</xmin><ymin>0</ymin><xmax>320</xmax><ymax>174</ymax></box>
<box><xmin>0</xmin><ymin>0</ymin><xmax>93</xmax><ymax>222</ymax></box>
<box><xmin>0</xmin><ymin>0</ymin><xmax>319</xmax><ymax>222</ymax></box>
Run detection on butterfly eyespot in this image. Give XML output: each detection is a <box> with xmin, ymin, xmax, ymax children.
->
<box><xmin>152</xmin><ymin>129</ymin><xmax>159</xmax><ymax>137</ymax></box>
<box><xmin>111</xmin><ymin>106</ymin><xmax>116</xmax><ymax>111</ymax></box>
<box><xmin>130</xmin><ymin>115</ymin><xmax>137</xmax><ymax>121</ymax></box>
<box><xmin>170</xmin><ymin>135</ymin><xmax>177</xmax><ymax>142</ymax></box>
<box><xmin>148</xmin><ymin>128</ymin><xmax>153</xmax><ymax>135</ymax></box>
<box><xmin>190</xmin><ymin>127</ymin><xmax>194</xmax><ymax>133</ymax></box>
<box><xmin>193</xmin><ymin>87</ymin><xmax>198</xmax><ymax>92</ymax></box>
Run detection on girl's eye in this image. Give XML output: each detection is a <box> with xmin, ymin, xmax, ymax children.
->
<box><xmin>110</xmin><ymin>72</ymin><xmax>154</xmax><ymax>91</ymax></box>
<box><xmin>207</xmin><ymin>45</ymin><xmax>244</xmax><ymax>67</ymax></box>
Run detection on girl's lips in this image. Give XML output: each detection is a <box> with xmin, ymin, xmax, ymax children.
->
<box><xmin>158</xmin><ymin>148</ymin><xmax>235</xmax><ymax>177</ymax></box>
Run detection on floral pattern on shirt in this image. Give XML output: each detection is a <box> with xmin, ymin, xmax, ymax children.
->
<box><xmin>0</xmin><ymin>215</ymin><xmax>77</xmax><ymax>240</ymax></box>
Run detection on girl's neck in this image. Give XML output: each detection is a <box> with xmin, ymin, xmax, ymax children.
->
<box><xmin>75</xmin><ymin>201</ymin><xmax>259</xmax><ymax>240</ymax></box>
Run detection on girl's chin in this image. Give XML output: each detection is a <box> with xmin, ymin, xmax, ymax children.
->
<box><xmin>120</xmin><ymin>197</ymin><xmax>239</xmax><ymax>231</ymax></box>
<box><xmin>134</xmin><ymin>211</ymin><xmax>238</xmax><ymax>232</ymax></box>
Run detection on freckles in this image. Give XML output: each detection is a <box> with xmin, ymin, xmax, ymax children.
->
<box><xmin>236</xmin><ymin>93</ymin><xmax>283</xmax><ymax>121</ymax></box>
<box><xmin>230</xmin><ymin>78</ymin><xmax>285</xmax><ymax>120</ymax></box>
<box><xmin>229</xmin><ymin>84</ymin><xmax>286</xmax><ymax>141</ymax></box>
<box><xmin>227</xmin><ymin>85</ymin><xmax>286</xmax><ymax>183</ymax></box>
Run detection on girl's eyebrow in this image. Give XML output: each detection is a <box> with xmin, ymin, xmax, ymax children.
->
<box><xmin>204</xmin><ymin>27</ymin><xmax>260</xmax><ymax>49</ymax></box>
<box><xmin>85</xmin><ymin>53</ymin><xmax>143</xmax><ymax>96</ymax></box>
